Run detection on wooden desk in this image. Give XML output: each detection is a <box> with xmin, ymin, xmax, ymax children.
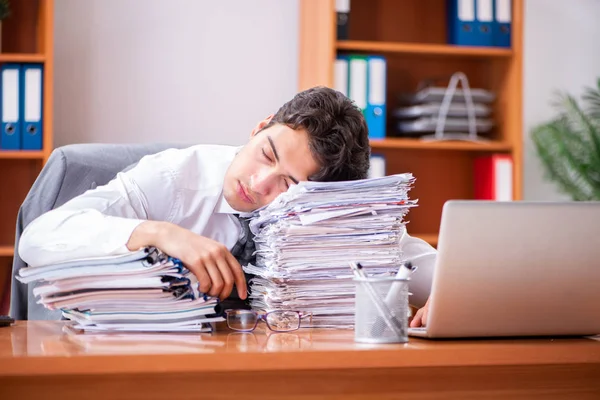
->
<box><xmin>1</xmin><ymin>321</ymin><xmax>600</xmax><ymax>399</ymax></box>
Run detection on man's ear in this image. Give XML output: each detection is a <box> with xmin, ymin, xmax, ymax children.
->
<box><xmin>250</xmin><ymin>115</ymin><xmax>274</xmax><ymax>138</ymax></box>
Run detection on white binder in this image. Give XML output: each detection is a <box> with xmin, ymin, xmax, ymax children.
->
<box><xmin>1</xmin><ymin>64</ymin><xmax>21</xmax><ymax>149</ymax></box>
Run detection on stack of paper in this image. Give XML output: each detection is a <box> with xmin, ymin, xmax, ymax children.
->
<box><xmin>17</xmin><ymin>247</ymin><xmax>223</xmax><ymax>332</ymax></box>
<box><xmin>243</xmin><ymin>174</ymin><xmax>417</xmax><ymax>329</ymax></box>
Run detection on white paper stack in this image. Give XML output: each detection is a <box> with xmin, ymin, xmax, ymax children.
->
<box><xmin>243</xmin><ymin>174</ymin><xmax>417</xmax><ymax>329</ymax></box>
<box><xmin>17</xmin><ymin>247</ymin><xmax>224</xmax><ymax>332</ymax></box>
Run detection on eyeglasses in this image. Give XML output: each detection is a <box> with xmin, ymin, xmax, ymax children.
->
<box><xmin>225</xmin><ymin>309</ymin><xmax>312</xmax><ymax>333</ymax></box>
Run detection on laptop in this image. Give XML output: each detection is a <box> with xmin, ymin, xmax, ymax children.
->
<box><xmin>408</xmin><ymin>200</ymin><xmax>600</xmax><ymax>339</ymax></box>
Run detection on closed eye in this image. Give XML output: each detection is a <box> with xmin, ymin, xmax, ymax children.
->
<box><xmin>266</xmin><ymin>135</ymin><xmax>300</xmax><ymax>185</ymax></box>
<box><xmin>262</xmin><ymin>149</ymin><xmax>273</xmax><ymax>163</ymax></box>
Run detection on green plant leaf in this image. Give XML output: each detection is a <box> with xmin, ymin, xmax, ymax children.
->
<box><xmin>582</xmin><ymin>79</ymin><xmax>600</xmax><ymax>121</ymax></box>
<box><xmin>557</xmin><ymin>93</ymin><xmax>600</xmax><ymax>166</ymax></box>
<box><xmin>531</xmin><ymin>124</ymin><xmax>582</xmax><ymax>199</ymax></box>
<box><xmin>531</xmin><ymin>116</ymin><xmax>600</xmax><ymax>200</ymax></box>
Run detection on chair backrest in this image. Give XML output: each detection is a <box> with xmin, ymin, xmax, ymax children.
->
<box><xmin>9</xmin><ymin>142</ymin><xmax>189</xmax><ymax>320</ymax></box>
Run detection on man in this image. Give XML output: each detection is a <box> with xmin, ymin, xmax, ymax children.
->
<box><xmin>19</xmin><ymin>86</ymin><xmax>435</xmax><ymax>323</ymax></box>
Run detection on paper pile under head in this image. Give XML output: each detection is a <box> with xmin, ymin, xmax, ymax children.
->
<box><xmin>243</xmin><ymin>174</ymin><xmax>417</xmax><ymax>328</ymax></box>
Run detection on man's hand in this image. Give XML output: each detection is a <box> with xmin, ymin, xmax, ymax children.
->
<box><xmin>410</xmin><ymin>297</ymin><xmax>430</xmax><ymax>328</ymax></box>
<box><xmin>128</xmin><ymin>221</ymin><xmax>247</xmax><ymax>301</ymax></box>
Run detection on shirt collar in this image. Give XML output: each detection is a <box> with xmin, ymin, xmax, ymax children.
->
<box><xmin>214</xmin><ymin>193</ymin><xmax>254</xmax><ymax>218</ymax></box>
<box><xmin>215</xmin><ymin>193</ymin><xmax>238</xmax><ymax>214</ymax></box>
<box><xmin>215</xmin><ymin>145</ymin><xmax>248</xmax><ymax>216</ymax></box>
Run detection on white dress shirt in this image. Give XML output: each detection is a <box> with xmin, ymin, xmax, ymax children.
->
<box><xmin>19</xmin><ymin>144</ymin><xmax>243</xmax><ymax>268</ymax></box>
<box><xmin>18</xmin><ymin>143</ymin><xmax>437</xmax><ymax>307</ymax></box>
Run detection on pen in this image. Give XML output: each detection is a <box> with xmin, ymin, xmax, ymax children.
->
<box><xmin>348</xmin><ymin>261</ymin><xmax>364</xmax><ymax>280</ymax></box>
<box><xmin>386</xmin><ymin>261</ymin><xmax>416</xmax><ymax>312</ymax></box>
<box><xmin>394</xmin><ymin>261</ymin><xmax>418</xmax><ymax>281</ymax></box>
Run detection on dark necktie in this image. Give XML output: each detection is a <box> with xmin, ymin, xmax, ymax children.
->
<box><xmin>222</xmin><ymin>214</ymin><xmax>256</xmax><ymax>309</ymax></box>
<box><xmin>230</xmin><ymin>215</ymin><xmax>256</xmax><ymax>267</ymax></box>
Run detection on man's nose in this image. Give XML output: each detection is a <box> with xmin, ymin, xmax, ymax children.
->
<box><xmin>250</xmin><ymin>168</ymin><xmax>277</xmax><ymax>196</ymax></box>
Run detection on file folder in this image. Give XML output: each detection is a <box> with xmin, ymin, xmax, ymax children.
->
<box><xmin>333</xmin><ymin>55</ymin><xmax>349</xmax><ymax>97</ymax></box>
<box><xmin>336</xmin><ymin>0</ymin><xmax>350</xmax><ymax>40</ymax></box>
<box><xmin>20</xmin><ymin>63</ymin><xmax>43</xmax><ymax>150</ymax></box>
<box><xmin>448</xmin><ymin>0</ymin><xmax>493</xmax><ymax>47</ymax></box>
<box><xmin>348</xmin><ymin>54</ymin><xmax>368</xmax><ymax>122</ymax></box>
<box><xmin>476</xmin><ymin>0</ymin><xmax>494</xmax><ymax>46</ymax></box>
<box><xmin>1</xmin><ymin>64</ymin><xmax>21</xmax><ymax>150</ymax></box>
<box><xmin>348</xmin><ymin>55</ymin><xmax>386</xmax><ymax>140</ymax></box>
<box><xmin>365</xmin><ymin>56</ymin><xmax>386</xmax><ymax>140</ymax></box>
<box><xmin>474</xmin><ymin>154</ymin><xmax>513</xmax><ymax>201</ymax></box>
<box><xmin>493</xmin><ymin>0</ymin><xmax>511</xmax><ymax>47</ymax></box>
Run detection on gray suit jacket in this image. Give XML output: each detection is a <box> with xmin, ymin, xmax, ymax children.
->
<box><xmin>10</xmin><ymin>142</ymin><xmax>187</xmax><ymax>320</ymax></box>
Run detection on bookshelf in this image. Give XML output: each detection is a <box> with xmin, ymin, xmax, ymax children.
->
<box><xmin>298</xmin><ymin>0</ymin><xmax>523</xmax><ymax>247</ymax></box>
<box><xmin>0</xmin><ymin>0</ymin><xmax>54</xmax><ymax>313</ymax></box>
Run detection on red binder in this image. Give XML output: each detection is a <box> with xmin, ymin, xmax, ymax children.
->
<box><xmin>474</xmin><ymin>154</ymin><xmax>513</xmax><ymax>201</ymax></box>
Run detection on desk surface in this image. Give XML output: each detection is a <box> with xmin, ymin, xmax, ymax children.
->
<box><xmin>2</xmin><ymin>321</ymin><xmax>600</xmax><ymax>377</ymax></box>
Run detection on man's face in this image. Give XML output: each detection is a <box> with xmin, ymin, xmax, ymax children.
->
<box><xmin>223</xmin><ymin>118</ymin><xmax>320</xmax><ymax>213</ymax></box>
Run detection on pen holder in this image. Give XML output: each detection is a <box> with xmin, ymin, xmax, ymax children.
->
<box><xmin>354</xmin><ymin>276</ymin><xmax>409</xmax><ymax>344</ymax></box>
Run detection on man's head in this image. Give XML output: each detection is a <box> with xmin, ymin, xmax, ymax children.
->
<box><xmin>224</xmin><ymin>86</ymin><xmax>370</xmax><ymax>213</ymax></box>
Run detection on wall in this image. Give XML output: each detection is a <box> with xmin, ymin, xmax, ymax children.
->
<box><xmin>54</xmin><ymin>0</ymin><xmax>299</xmax><ymax>147</ymax></box>
<box><xmin>523</xmin><ymin>0</ymin><xmax>600</xmax><ymax>200</ymax></box>
<box><xmin>54</xmin><ymin>0</ymin><xmax>600</xmax><ymax>200</ymax></box>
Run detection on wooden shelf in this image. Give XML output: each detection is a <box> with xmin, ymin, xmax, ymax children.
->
<box><xmin>414</xmin><ymin>233</ymin><xmax>438</xmax><ymax>247</ymax></box>
<box><xmin>337</xmin><ymin>41</ymin><xmax>513</xmax><ymax>58</ymax></box>
<box><xmin>0</xmin><ymin>246</ymin><xmax>13</xmax><ymax>257</ymax></box>
<box><xmin>369</xmin><ymin>138</ymin><xmax>512</xmax><ymax>151</ymax></box>
<box><xmin>0</xmin><ymin>53</ymin><xmax>45</xmax><ymax>63</ymax></box>
<box><xmin>0</xmin><ymin>151</ymin><xmax>45</xmax><ymax>159</ymax></box>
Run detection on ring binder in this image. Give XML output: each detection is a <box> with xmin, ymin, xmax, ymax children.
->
<box><xmin>1</xmin><ymin>64</ymin><xmax>22</xmax><ymax>150</ymax></box>
<box><xmin>21</xmin><ymin>63</ymin><xmax>44</xmax><ymax>150</ymax></box>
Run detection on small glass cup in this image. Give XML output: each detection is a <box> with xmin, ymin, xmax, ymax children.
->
<box><xmin>225</xmin><ymin>309</ymin><xmax>312</xmax><ymax>333</ymax></box>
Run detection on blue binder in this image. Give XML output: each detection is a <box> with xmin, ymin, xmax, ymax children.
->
<box><xmin>348</xmin><ymin>54</ymin><xmax>387</xmax><ymax>139</ymax></box>
<box><xmin>493</xmin><ymin>0</ymin><xmax>511</xmax><ymax>47</ymax></box>
<box><xmin>448</xmin><ymin>0</ymin><xmax>493</xmax><ymax>47</ymax></box>
<box><xmin>365</xmin><ymin>56</ymin><xmax>386</xmax><ymax>140</ymax></box>
<box><xmin>20</xmin><ymin>63</ymin><xmax>44</xmax><ymax>150</ymax></box>
<box><xmin>1</xmin><ymin>64</ymin><xmax>22</xmax><ymax>150</ymax></box>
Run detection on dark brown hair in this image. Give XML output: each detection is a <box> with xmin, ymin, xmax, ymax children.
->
<box><xmin>264</xmin><ymin>86</ymin><xmax>370</xmax><ymax>181</ymax></box>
